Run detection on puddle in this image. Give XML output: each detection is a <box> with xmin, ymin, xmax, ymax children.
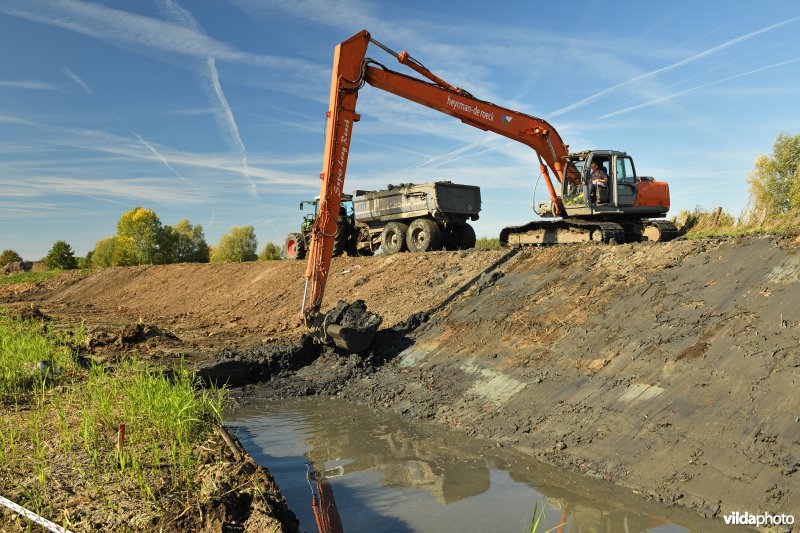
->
<box><xmin>226</xmin><ymin>397</ymin><xmax>726</xmax><ymax>532</ymax></box>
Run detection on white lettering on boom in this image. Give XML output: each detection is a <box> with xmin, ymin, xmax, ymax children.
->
<box><xmin>446</xmin><ymin>95</ymin><xmax>495</xmax><ymax>123</ymax></box>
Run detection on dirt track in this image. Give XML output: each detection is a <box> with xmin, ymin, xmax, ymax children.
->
<box><xmin>5</xmin><ymin>236</ymin><xmax>800</xmax><ymax>523</ymax></box>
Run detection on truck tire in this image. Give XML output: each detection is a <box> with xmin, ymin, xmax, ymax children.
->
<box><xmin>407</xmin><ymin>218</ymin><xmax>442</xmax><ymax>253</ymax></box>
<box><xmin>452</xmin><ymin>223</ymin><xmax>476</xmax><ymax>249</ymax></box>
<box><xmin>284</xmin><ymin>233</ymin><xmax>306</xmax><ymax>260</ymax></box>
<box><xmin>381</xmin><ymin>222</ymin><xmax>408</xmax><ymax>254</ymax></box>
<box><xmin>334</xmin><ymin>216</ymin><xmax>350</xmax><ymax>257</ymax></box>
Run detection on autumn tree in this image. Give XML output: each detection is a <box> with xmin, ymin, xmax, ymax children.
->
<box><xmin>211</xmin><ymin>226</ymin><xmax>258</xmax><ymax>263</ymax></box>
<box><xmin>0</xmin><ymin>249</ymin><xmax>22</xmax><ymax>266</ymax></box>
<box><xmin>259</xmin><ymin>242</ymin><xmax>281</xmax><ymax>261</ymax></box>
<box><xmin>45</xmin><ymin>240</ymin><xmax>77</xmax><ymax>270</ymax></box>
<box><xmin>116</xmin><ymin>207</ymin><xmax>163</xmax><ymax>265</ymax></box>
<box><xmin>748</xmin><ymin>133</ymin><xmax>800</xmax><ymax>220</ymax></box>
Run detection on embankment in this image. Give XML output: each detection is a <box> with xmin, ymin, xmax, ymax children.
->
<box><xmin>6</xmin><ymin>236</ymin><xmax>800</xmax><ymax>522</ymax></box>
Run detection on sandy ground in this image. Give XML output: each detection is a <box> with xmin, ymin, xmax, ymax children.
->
<box><xmin>4</xmin><ymin>237</ymin><xmax>800</xmax><ymax>526</ymax></box>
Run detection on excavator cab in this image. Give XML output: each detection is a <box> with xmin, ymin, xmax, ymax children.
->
<box><xmin>559</xmin><ymin>150</ymin><xmax>646</xmax><ymax>215</ymax></box>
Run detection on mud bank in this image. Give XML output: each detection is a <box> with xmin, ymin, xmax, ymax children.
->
<box><xmin>5</xmin><ymin>237</ymin><xmax>800</xmax><ymax>524</ymax></box>
<box><xmin>236</xmin><ymin>236</ymin><xmax>800</xmax><ymax>523</ymax></box>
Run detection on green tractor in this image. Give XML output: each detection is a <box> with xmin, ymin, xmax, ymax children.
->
<box><xmin>284</xmin><ymin>194</ymin><xmax>356</xmax><ymax>260</ymax></box>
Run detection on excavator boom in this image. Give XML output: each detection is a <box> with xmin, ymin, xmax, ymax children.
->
<box><xmin>301</xmin><ymin>30</ymin><xmax>673</xmax><ymax>347</ymax></box>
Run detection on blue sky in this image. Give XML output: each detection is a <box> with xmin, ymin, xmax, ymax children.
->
<box><xmin>1</xmin><ymin>0</ymin><xmax>799</xmax><ymax>259</ymax></box>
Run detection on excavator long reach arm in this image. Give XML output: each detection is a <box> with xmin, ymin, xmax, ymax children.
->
<box><xmin>301</xmin><ymin>30</ymin><xmax>671</xmax><ymax>349</ymax></box>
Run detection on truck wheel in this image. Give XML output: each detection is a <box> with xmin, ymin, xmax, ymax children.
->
<box><xmin>284</xmin><ymin>233</ymin><xmax>306</xmax><ymax>260</ymax></box>
<box><xmin>334</xmin><ymin>216</ymin><xmax>350</xmax><ymax>257</ymax></box>
<box><xmin>407</xmin><ymin>218</ymin><xmax>442</xmax><ymax>252</ymax></box>
<box><xmin>453</xmin><ymin>224</ymin><xmax>476</xmax><ymax>249</ymax></box>
<box><xmin>381</xmin><ymin>222</ymin><xmax>408</xmax><ymax>254</ymax></box>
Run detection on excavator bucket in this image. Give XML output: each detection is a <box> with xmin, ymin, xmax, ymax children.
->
<box><xmin>310</xmin><ymin>299</ymin><xmax>382</xmax><ymax>353</ymax></box>
<box><xmin>325</xmin><ymin>322</ymin><xmax>379</xmax><ymax>352</ymax></box>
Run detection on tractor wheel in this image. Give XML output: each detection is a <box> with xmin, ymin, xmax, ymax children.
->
<box><xmin>406</xmin><ymin>218</ymin><xmax>442</xmax><ymax>253</ymax></box>
<box><xmin>284</xmin><ymin>233</ymin><xmax>306</xmax><ymax>260</ymax></box>
<box><xmin>452</xmin><ymin>223</ymin><xmax>476</xmax><ymax>249</ymax></box>
<box><xmin>381</xmin><ymin>222</ymin><xmax>408</xmax><ymax>255</ymax></box>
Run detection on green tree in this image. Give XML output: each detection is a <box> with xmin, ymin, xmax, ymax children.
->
<box><xmin>211</xmin><ymin>226</ymin><xmax>258</xmax><ymax>263</ymax></box>
<box><xmin>0</xmin><ymin>249</ymin><xmax>22</xmax><ymax>266</ymax></box>
<box><xmin>45</xmin><ymin>240</ymin><xmax>78</xmax><ymax>270</ymax></box>
<box><xmin>161</xmin><ymin>219</ymin><xmax>210</xmax><ymax>263</ymax></box>
<box><xmin>111</xmin><ymin>236</ymin><xmax>137</xmax><ymax>267</ymax></box>
<box><xmin>259</xmin><ymin>242</ymin><xmax>281</xmax><ymax>261</ymax></box>
<box><xmin>91</xmin><ymin>237</ymin><xmax>116</xmax><ymax>268</ymax></box>
<box><xmin>748</xmin><ymin>133</ymin><xmax>800</xmax><ymax>220</ymax></box>
<box><xmin>116</xmin><ymin>207</ymin><xmax>163</xmax><ymax>265</ymax></box>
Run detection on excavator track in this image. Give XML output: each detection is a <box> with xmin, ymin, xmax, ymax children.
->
<box><xmin>642</xmin><ymin>219</ymin><xmax>679</xmax><ymax>242</ymax></box>
<box><xmin>500</xmin><ymin>219</ymin><xmax>625</xmax><ymax>246</ymax></box>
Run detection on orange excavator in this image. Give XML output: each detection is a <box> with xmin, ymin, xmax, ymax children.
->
<box><xmin>301</xmin><ymin>30</ymin><xmax>677</xmax><ymax>349</ymax></box>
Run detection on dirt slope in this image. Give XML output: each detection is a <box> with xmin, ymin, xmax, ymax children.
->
<box><xmin>2</xmin><ymin>250</ymin><xmax>508</xmax><ymax>360</ymax></box>
<box><xmin>5</xmin><ymin>236</ymin><xmax>800</xmax><ymax>522</ymax></box>
<box><xmin>326</xmin><ymin>236</ymin><xmax>800</xmax><ymax>520</ymax></box>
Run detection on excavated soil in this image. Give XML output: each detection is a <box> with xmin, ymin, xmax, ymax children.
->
<box><xmin>4</xmin><ymin>238</ymin><xmax>800</xmax><ymax>525</ymax></box>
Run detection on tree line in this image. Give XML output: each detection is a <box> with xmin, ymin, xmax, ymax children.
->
<box><xmin>1</xmin><ymin>207</ymin><xmax>282</xmax><ymax>270</ymax></box>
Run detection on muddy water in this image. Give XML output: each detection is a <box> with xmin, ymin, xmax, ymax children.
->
<box><xmin>226</xmin><ymin>397</ymin><xmax>725</xmax><ymax>533</ymax></box>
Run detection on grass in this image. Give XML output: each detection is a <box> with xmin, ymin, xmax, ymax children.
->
<box><xmin>0</xmin><ymin>270</ymin><xmax>61</xmax><ymax>286</ymax></box>
<box><xmin>674</xmin><ymin>207</ymin><xmax>800</xmax><ymax>240</ymax></box>
<box><xmin>0</xmin><ymin>311</ymin><xmax>226</xmax><ymax>529</ymax></box>
<box><xmin>476</xmin><ymin>237</ymin><xmax>501</xmax><ymax>249</ymax></box>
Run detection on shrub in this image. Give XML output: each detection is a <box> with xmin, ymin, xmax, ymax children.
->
<box><xmin>211</xmin><ymin>226</ymin><xmax>258</xmax><ymax>263</ymax></box>
<box><xmin>45</xmin><ymin>240</ymin><xmax>78</xmax><ymax>270</ymax></box>
<box><xmin>259</xmin><ymin>242</ymin><xmax>281</xmax><ymax>261</ymax></box>
<box><xmin>0</xmin><ymin>249</ymin><xmax>22</xmax><ymax>266</ymax></box>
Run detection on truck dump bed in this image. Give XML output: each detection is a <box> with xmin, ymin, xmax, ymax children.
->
<box><xmin>353</xmin><ymin>181</ymin><xmax>481</xmax><ymax>224</ymax></box>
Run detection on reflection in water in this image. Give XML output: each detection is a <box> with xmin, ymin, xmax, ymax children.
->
<box><xmin>226</xmin><ymin>397</ymin><xmax>722</xmax><ymax>533</ymax></box>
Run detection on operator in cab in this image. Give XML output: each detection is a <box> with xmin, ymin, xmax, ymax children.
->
<box><xmin>589</xmin><ymin>160</ymin><xmax>609</xmax><ymax>205</ymax></box>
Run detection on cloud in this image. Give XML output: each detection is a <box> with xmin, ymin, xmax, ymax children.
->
<box><xmin>153</xmin><ymin>0</ymin><xmax>257</xmax><ymax>198</ymax></box>
<box><xmin>132</xmin><ymin>132</ymin><xmax>189</xmax><ymax>184</ymax></box>
<box><xmin>0</xmin><ymin>80</ymin><xmax>60</xmax><ymax>90</ymax></box>
<box><xmin>61</xmin><ymin>67</ymin><xmax>94</xmax><ymax>96</ymax></box>
<box><xmin>0</xmin><ymin>0</ymin><xmax>321</xmax><ymax>74</ymax></box>
<box><xmin>549</xmin><ymin>15</ymin><xmax>800</xmax><ymax>117</ymax></box>
<box><xmin>598</xmin><ymin>55</ymin><xmax>800</xmax><ymax>120</ymax></box>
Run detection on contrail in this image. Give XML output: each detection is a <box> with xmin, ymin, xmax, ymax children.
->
<box><xmin>597</xmin><ymin>55</ymin><xmax>800</xmax><ymax>119</ymax></box>
<box><xmin>156</xmin><ymin>0</ymin><xmax>257</xmax><ymax>198</ymax></box>
<box><xmin>132</xmin><ymin>132</ymin><xmax>190</xmax><ymax>184</ymax></box>
<box><xmin>550</xmin><ymin>15</ymin><xmax>800</xmax><ymax>118</ymax></box>
<box><xmin>61</xmin><ymin>67</ymin><xmax>94</xmax><ymax>96</ymax></box>
<box><xmin>206</xmin><ymin>56</ymin><xmax>256</xmax><ymax>196</ymax></box>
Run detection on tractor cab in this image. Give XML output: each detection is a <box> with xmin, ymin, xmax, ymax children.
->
<box><xmin>299</xmin><ymin>194</ymin><xmax>354</xmax><ymax>233</ymax></box>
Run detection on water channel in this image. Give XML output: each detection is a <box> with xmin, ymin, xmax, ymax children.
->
<box><xmin>226</xmin><ymin>397</ymin><xmax>727</xmax><ymax>532</ymax></box>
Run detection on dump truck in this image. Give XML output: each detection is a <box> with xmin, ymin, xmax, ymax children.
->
<box><xmin>284</xmin><ymin>181</ymin><xmax>481</xmax><ymax>259</ymax></box>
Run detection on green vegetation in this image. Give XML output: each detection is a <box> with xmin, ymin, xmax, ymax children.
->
<box><xmin>259</xmin><ymin>241</ymin><xmax>281</xmax><ymax>260</ymax></box>
<box><xmin>475</xmin><ymin>237</ymin><xmax>501</xmax><ymax>249</ymax></box>
<box><xmin>748</xmin><ymin>133</ymin><xmax>800</xmax><ymax>220</ymax></box>
<box><xmin>45</xmin><ymin>240</ymin><xmax>78</xmax><ymax>270</ymax></box>
<box><xmin>160</xmin><ymin>218</ymin><xmax>210</xmax><ymax>263</ymax></box>
<box><xmin>673</xmin><ymin>132</ymin><xmax>800</xmax><ymax>239</ymax></box>
<box><xmin>0</xmin><ymin>313</ymin><xmax>225</xmax><ymax>528</ymax></box>
<box><xmin>0</xmin><ymin>249</ymin><xmax>22</xmax><ymax>266</ymax></box>
<box><xmin>528</xmin><ymin>497</ymin><xmax>565</xmax><ymax>533</ymax></box>
<box><xmin>89</xmin><ymin>208</ymin><xmax>211</xmax><ymax>268</ymax></box>
<box><xmin>0</xmin><ymin>271</ymin><xmax>60</xmax><ymax>286</ymax></box>
<box><xmin>212</xmin><ymin>225</ymin><xmax>258</xmax><ymax>263</ymax></box>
